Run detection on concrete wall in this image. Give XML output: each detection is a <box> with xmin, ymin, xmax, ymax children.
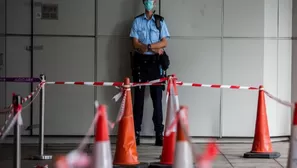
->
<box><xmin>292</xmin><ymin>0</ymin><xmax>297</xmax><ymax>118</ymax></box>
<box><xmin>0</xmin><ymin>0</ymin><xmax>6</xmax><ymax>131</ymax></box>
<box><xmin>0</xmin><ymin>0</ymin><xmax>293</xmax><ymax>138</ymax></box>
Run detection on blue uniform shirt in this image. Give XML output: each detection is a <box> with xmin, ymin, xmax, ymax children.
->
<box><xmin>129</xmin><ymin>13</ymin><xmax>170</xmax><ymax>55</ymax></box>
<box><xmin>130</xmin><ymin>13</ymin><xmax>170</xmax><ymax>75</ymax></box>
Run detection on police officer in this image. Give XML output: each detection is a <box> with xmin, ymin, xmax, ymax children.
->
<box><xmin>129</xmin><ymin>0</ymin><xmax>170</xmax><ymax>146</ymax></box>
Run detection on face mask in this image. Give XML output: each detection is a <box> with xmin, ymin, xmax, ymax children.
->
<box><xmin>144</xmin><ymin>0</ymin><xmax>154</xmax><ymax>11</ymax></box>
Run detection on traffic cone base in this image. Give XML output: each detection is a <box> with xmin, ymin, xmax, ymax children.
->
<box><xmin>93</xmin><ymin>141</ymin><xmax>113</xmax><ymax>168</ymax></box>
<box><xmin>149</xmin><ymin>140</ymin><xmax>195</xmax><ymax>168</ymax></box>
<box><xmin>243</xmin><ymin>151</ymin><xmax>280</xmax><ymax>159</ymax></box>
<box><xmin>172</xmin><ymin>142</ymin><xmax>194</xmax><ymax>168</ymax></box>
<box><xmin>113</xmin><ymin>163</ymin><xmax>149</xmax><ymax>168</ymax></box>
<box><xmin>148</xmin><ymin>163</ymin><xmax>173</xmax><ymax>168</ymax></box>
<box><xmin>148</xmin><ymin>133</ymin><xmax>176</xmax><ymax>168</ymax></box>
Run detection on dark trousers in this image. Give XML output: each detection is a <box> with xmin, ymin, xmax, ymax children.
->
<box><xmin>132</xmin><ymin>53</ymin><xmax>164</xmax><ymax>134</ymax></box>
<box><xmin>133</xmin><ymin>84</ymin><xmax>164</xmax><ymax>133</ymax></box>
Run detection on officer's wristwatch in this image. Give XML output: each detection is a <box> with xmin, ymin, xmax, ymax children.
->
<box><xmin>147</xmin><ymin>44</ymin><xmax>151</xmax><ymax>51</ymax></box>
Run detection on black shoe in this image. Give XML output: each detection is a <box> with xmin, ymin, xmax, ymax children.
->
<box><xmin>155</xmin><ymin>132</ymin><xmax>163</xmax><ymax>146</ymax></box>
<box><xmin>135</xmin><ymin>131</ymin><xmax>140</xmax><ymax>146</ymax></box>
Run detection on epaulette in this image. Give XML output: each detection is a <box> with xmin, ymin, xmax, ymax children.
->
<box><xmin>133</xmin><ymin>13</ymin><xmax>164</xmax><ymax>31</ymax></box>
<box><xmin>153</xmin><ymin>14</ymin><xmax>164</xmax><ymax>21</ymax></box>
<box><xmin>134</xmin><ymin>13</ymin><xmax>164</xmax><ymax>21</ymax></box>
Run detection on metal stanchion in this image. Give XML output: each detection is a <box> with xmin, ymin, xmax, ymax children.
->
<box><xmin>31</xmin><ymin>74</ymin><xmax>52</xmax><ymax>160</ymax></box>
<box><xmin>13</xmin><ymin>94</ymin><xmax>22</xmax><ymax>168</ymax></box>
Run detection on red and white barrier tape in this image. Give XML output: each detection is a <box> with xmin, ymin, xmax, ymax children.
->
<box><xmin>0</xmin><ymin>104</ymin><xmax>23</xmax><ymax>140</ymax></box>
<box><xmin>176</xmin><ymin>81</ymin><xmax>258</xmax><ymax>90</ymax></box>
<box><xmin>0</xmin><ymin>82</ymin><xmax>44</xmax><ymax>114</ymax></box>
<box><xmin>132</xmin><ymin>77</ymin><xmax>168</xmax><ymax>87</ymax></box>
<box><xmin>0</xmin><ymin>83</ymin><xmax>43</xmax><ymax>139</ymax></box>
<box><xmin>6</xmin><ymin>76</ymin><xmax>264</xmax><ymax>91</ymax></box>
<box><xmin>46</xmin><ymin>81</ymin><xmax>124</xmax><ymax>86</ymax></box>
<box><xmin>46</xmin><ymin>79</ymin><xmax>260</xmax><ymax>91</ymax></box>
<box><xmin>112</xmin><ymin>86</ymin><xmax>125</xmax><ymax>102</ymax></box>
<box><xmin>0</xmin><ymin>105</ymin><xmax>13</xmax><ymax>114</ymax></box>
<box><xmin>112</xmin><ymin>89</ymin><xmax>127</xmax><ymax>128</ymax></box>
<box><xmin>0</xmin><ymin>108</ymin><xmax>14</xmax><ymax>136</ymax></box>
<box><xmin>263</xmin><ymin>90</ymin><xmax>294</xmax><ymax>108</ymax></box>
<box><xmin>46</xmin><ymin>80</ymin><xmax>166</xmax><ymax>87</ymax></box>
<box><xmin>21</xmin><ymin>82</ymin><xmax>45</xmax><ymax>103</ymax></box>
<box><xmin>112</xmin><ymin>78</ymin><xmax>165</xmax><ymax>102</ymax></box>
<box><xmin>22</xmin><ymin>84</ymin><xmax>42</xmax><ymax>111</ymax></box>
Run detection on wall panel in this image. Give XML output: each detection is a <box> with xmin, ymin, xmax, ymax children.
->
<box><xmin>278</xmin><ymin>0</ymin><xmax>292</xmax><ymax>38</ymax></box>
<box><xmin>292</xmin><ymin>0</ymin><xmax>297</xmax><ymax>37</ymax></box>
<box><xmin>166</xmin><ymin>38</ymin><xmax>221</xmax><ymax>136</ymax></box>
<box><xmin>276</xmin><ymin>39</ymin><xmax>292</xmax><ymax>136</ymax></box>
<box><xmin>97</xmin><ymin>0</ymin><xmax>159</xmax><ymax>36</ymax></box>
<box><xmin>6</xmin><ymin>0</ymin><xmax>31</xmax><ymax>35</ymax></box>
<box><xmin>0</xmin><ymin>37</ymin><xmax>5</xmax><ymax>130</ymax></box>
<box><xmin>224</xmin><ymin>0</ymin><xmax>265</xmax><ymax>37</ymax></box>
<box><xmin>263</xmin><ymin>39</ymin><xmax>278</xmax><ymax>136</ymax></box>
<box><xmin>6</xmin><ymin>36</ymin><xmax>31</xmax><ymax>135</ymax></box>
<box><xmin>292</xmin><ymin>40</ymin><xmax>297</xmax><ymax>103</ymax></box>
<box><xmin>33</xmin><ymin>37</ymin><xmax>95</xmax><ymax>135</ymax></box>
<box><xmin>161</xmin><ymin>0</ymin><xmax>222</xmax><ymax>37</ymax></box>
<box><xmin>33</xmin><ymin>0</ymin><xmax>95</xmax><ymax>36</ymax></box>
<box><xmin>264</xmin><ymin>0</ymin><xmax>278</xmax><ymax>37</ymax></box>
<box><xmin>222</xmin><ymin>39</ymin><xmax>264</xmax><ymax>137</ymax></box>
<box><xmin>0</xmin><ymin>0</ymin><xmax>5</xmax><ymax>35</ymax></box>
<box><xmin>96</xmin><ymin>37</ymin><xmax>132</xmax><ymax>135</ymax></box>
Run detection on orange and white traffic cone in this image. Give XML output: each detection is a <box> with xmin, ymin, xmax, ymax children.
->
<box><xmin>113</xmin><ymin>77</ymin><xmax>148</xmax><ymax>167</ymax></box>
<box><xmin>93</xmin><ymin>104</ymin><xmax>113</xmax><ymax>168</ymax></box>
<box><xmin>54</xmin><ymin>155</ymin><xmax>68</xmax><ymax>168</ymax></box>
<box><xmin>243</xmin><ymin>85</ymin><xmax>280</xmax><ymax>158</ymax></box>
<box><xmin>287</xmin><ymin>103</ymin><xmax>297</xmax><ymax>168</ymax></box>
<box><xmin>54</xmin><ymin>151</ymin><xmax>90</xmax><ymax>168</ymax></box>
<box><xmin>54</xmin><ymin>104</ymin><xmax>112</xmax><ymax>168</ymax></box>
<box><xmin>149</xmin><ymin>75</ymin><xmax>179</xmax><ymax>168</ymax></box>
<box><xmin>172</xmin><ymin>106</ymin><xmax>193</xmax><ymax>168</ymax></box>
<box><xmin>196</xmin><ymin>140</ymin><xmax>218</xmax><ymax>168</ymax></box>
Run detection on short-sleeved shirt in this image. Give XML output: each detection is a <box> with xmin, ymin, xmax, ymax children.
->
<box><xmin>130</xmin><ymin>13</ymin><xmax>170</xmax><ymax>55</ymax></box>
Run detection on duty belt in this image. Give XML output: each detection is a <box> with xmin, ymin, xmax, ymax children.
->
<box><xmin>133</xmin><ymin>53</ymin><xmax>160</xmax><ymax>66</ymax></box>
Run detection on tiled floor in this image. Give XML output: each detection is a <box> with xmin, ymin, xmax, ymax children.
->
<box><xmin>0</xmin><ymin>142</ymin><xmax>290</xmax><ymax>168</ymax></box>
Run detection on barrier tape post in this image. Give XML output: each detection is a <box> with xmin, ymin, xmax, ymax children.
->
<box><xmin>13</xmin><ymin>94</ymin><xmax>21</xmax><ymax>168</ymax></box>
<box><xmin>31</xmin><ymin>74</ymin><xmax>52</xmax><ymax>160</ymax></box>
